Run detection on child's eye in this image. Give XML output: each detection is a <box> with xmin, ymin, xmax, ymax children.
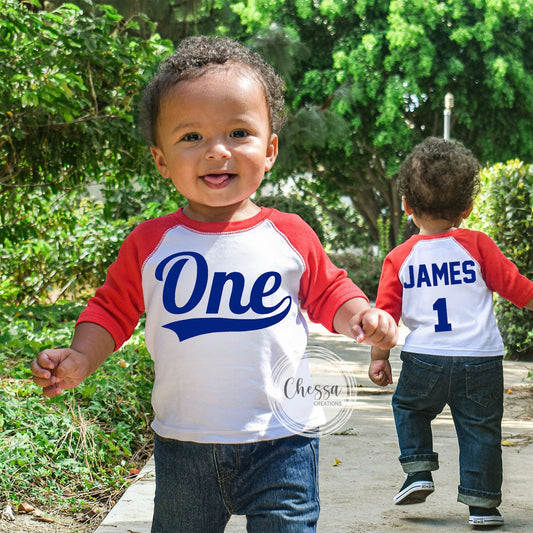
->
<box><xmin>182</xmin><ymin>133</ymin><xmax>201</xmax><ymax>142</ymax></box>
<box><xmin>230</xmin><ymin>129</ymin><xmax>250</xmax><ymax>138</ymax></box>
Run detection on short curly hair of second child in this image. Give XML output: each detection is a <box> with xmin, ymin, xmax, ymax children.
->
<box><xmin>398</xmin><ymin>137</ymin><xmax>481</xmax><ymax>222</ymax></box>
<box><xmin>138</xmin><ymin>35</ymin><xmax>286</xmax><ymax>146</ymax></box>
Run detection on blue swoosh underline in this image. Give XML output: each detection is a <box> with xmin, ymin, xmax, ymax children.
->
<box><xmin>162</xmin><ymin>300</ymin><xmax>291</xmax><ymax>342</ymax></box>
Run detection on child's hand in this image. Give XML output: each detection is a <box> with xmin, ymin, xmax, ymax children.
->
<box><xmin>351</xmin><ymin>308</ymin><xmax>398</xmax><ymax>350</ymax></box>
<box><xmin>31</xmin><ymin>349</ymin><xmax>90</xmax><ymax>398</ymax></box>
<box><xmin>369</xmin><ymin>359</ymin><xmax>393</xmax><ymax>386</ymax></box>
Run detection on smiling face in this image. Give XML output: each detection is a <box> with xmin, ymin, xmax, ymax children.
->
<box><xmin>150</xmin><ymin>64</ymin><xmax>278</xmax><ymax>222</ymax></box>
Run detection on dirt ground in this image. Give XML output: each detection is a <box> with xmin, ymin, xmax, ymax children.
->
<box><xmin>0</xmin><ymin>503</ymin><xmax>97</xmax><ymax>533</ymax></box>
<box><xmin>2</xmin><ymin>383</ymin><xmax>532</xmax><ymax>533</ymax></box>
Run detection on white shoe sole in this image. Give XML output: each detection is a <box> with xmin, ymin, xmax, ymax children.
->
<box><xmin>469</xmin><ymin>515</ymin><xmax>504</xmax><ymax>526</ymax></box>
<box><xmin>394</xmin><ymin>481</ymin><xmax>435</xmax><ymax>505</ymax></box>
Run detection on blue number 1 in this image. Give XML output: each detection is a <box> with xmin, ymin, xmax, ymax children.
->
<box><xmin>433</xmin><ymin>298</ymin><xmax>452</xmax><ymax>332</ymax></box>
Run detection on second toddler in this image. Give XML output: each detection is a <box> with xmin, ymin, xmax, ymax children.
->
<box><xmin>369</xmin><ymin>137</ymin><xmax>533</xmax><ymax>528</ymax></box>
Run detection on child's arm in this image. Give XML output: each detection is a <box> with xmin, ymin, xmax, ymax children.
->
<box><xmin>332</xmin><ymin>297</ymin><xmax>398</xmax><ymax>350</ymax></box>
<box><xmin>31</xmin><ymin>322</ymin><xmax>115</xmax><ymax>398</ymax></box>
<box><xmin>369</xmin><ymin>346</ymin><xmax>393</xmax><ymax>386</ymax></box>
<box><xmin>526</xmin><ymin>298</ymin><xmax>533</xmax><ymax>311</ymax></box>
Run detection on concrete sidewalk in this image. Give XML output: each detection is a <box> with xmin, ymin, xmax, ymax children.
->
<box><xmin>95</xmin><ymin>322</ymin><xmax>533</xmax><ymax>532</ymax></box>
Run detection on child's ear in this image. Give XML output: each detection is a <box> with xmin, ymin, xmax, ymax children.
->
<box><xmin>264</xmin><ymin>134</ymin><xmax>278</xmax><ymax>172</ymax></box>
<box><xmin>150</xmin><ymin>146</ymin><xmax>170</xmax><ymax>179</ymax></box>
<box><xmin>460</xmin><ymin>201</ymin><xmax>474</xmax><ymax>220</ymax></box>
<box><xmin>402</xmin><ymin>196</ymin><xmax>414</xmax><ymax>215</ymax></box>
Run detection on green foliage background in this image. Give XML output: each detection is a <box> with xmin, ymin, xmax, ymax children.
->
<box><xmin>0</xmin><ymin>0</ymin><xmax>170</xmax><ymax>192</ymax></box>
<box><xmin>0</xmin><ymin>304</ymin><xmax>154</xmax><ymax>518</ymax></box>
<box><xmin>468</xmin><ymin>161</ymin><xmax>533</xmax><ymax>360</ymax></box>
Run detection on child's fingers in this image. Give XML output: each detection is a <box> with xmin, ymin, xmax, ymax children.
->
<box><xmin>376</xmin><ymin>373</ymin><xmax>388</xmax><ymax>386</ymax></box>
<box><xmin>354</xmin><ymin>314</ymin><xmax>385</xmax><ymax>343</ymax></box>
<box><xmin>34</xmin><ymin>351</ymin><xmax>56</xmax><ymax>371</ymax></box>
<box><xmin>353</xmin><ymin>324</ymin><xmax>366</xmax><ymax>343</ymax></box>
<box><xmin>30</xmin><ymin>352</ymin><xmax>57</xmax><ymax>381</ymax></box>
<box><xmin>54</xmin><ymin>350</ymin><xmax>87</xmax><ymax>380</ymax></box>
<box><xmin>31</xmin><ymin>349</ymin><xmax>78</xmax><ymax>393</ymax></box>
<box><xmin>359</xmin><ymin>312</ymin><xmax>398</xmax><ymax>349</ymax></box>
<box><xmin>41</xmin><ymin>384</ymin><xmax>64</xmax><ymax>398</ymax></box>
<box><xmin>369</xmin><ymin>370</ymin><xmax>383</xmax><ymax>385</ymax></box>
<box><xmin>382</xmin><ymin>366</ymin><xmax>393</xmax><ymax>385</ymax></box>
<box><xmin>51</xmin><ymin>350</ymin><xmax>88</xmax><ymax>391</ymax></box>
<box><xmin>361</xmin><ymin>310</ymin><xmax>380</xmax><ymax>336</ymax></box>
<box><xmin>369</xmin><ymin>364</ymin><xmax>392</xmax><ymax>386</ymax></box>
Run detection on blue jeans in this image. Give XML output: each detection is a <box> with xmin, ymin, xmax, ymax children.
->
<box><xmin>151</xmin><ymin>433</ymin><xmax>320</xmax><ymax>532</ymax></box>
<box><xmin>392</xmin><ymin>352</ymin><xmax>503</xmax><ymax>508</ymax></box>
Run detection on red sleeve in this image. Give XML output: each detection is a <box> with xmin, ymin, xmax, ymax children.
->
<box><xmin>269</xmin><ymin>211</ymin><xmax>368</xmax><ymax>332</ymax></box>
<box><xmin>76</xmin><ymin>214</ymin><xmax>179</xmax><ymax>350</ymax></box>
<box><xmin>374</xmin><ymin>238</ymin><xmax>418</xmax><ymax>324</ymax></box>
<box><xmin>464</xmin><ymin>232</ymin><xmax>533</xmax><ymax>308</ymax></box>
<box><xmin>375</xmin><ymin>254</ymin><xmax>404</xmax><ymax>324</ymax></box>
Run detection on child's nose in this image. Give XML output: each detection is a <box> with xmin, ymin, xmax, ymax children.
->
<box><xmin>205</xmin><ymin>140</ymin><xmax>231</xmax><ymax>159</ymax></box>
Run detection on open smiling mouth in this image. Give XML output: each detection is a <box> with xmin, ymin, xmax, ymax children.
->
<box><xmin>202</xmin><ymin>173</ymin><xmax>236</xmax><ymax>188</ymax></box>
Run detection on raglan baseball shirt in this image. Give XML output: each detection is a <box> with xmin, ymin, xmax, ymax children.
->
<box><xmin>376</xmin><ymin>228</ymin><xmax>533</xmax><ymax>357</ymax></box>
<box><xmin>77</xmin><ymin>207</ymin><xmax>366</xmax><ymax>443</ymax></box>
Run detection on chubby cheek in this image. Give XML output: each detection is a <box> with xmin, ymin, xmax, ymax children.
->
<box><xmin>241</xmin><ymin>150</ymin><xmax>274</xmax><ymax>175</ymax></box>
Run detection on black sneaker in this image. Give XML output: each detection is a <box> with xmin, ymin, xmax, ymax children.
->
<box><xmin>393</xmin><ymin>471</ymin><xmax>435</xmax><ymax>505</ymax></box>
<box><xmin>468</xmin><ymin>506</ymin><xmax>504</xmax><ymax>527</ymax></box>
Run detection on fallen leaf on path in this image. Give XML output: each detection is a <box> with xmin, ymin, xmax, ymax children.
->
<box><xmin>18</xmin><ymin>501</ymin><xmax>35</xmax><ymax>514</ymax></box>
<box><xmin>332</xmin><ymin>458</ymin><xmax>342</xmax><ymax>466</ymax></box>
<box><xmin>501</xmin><ymin>440</ymin><xmax>514</xmax><ymax>446</ymax></box>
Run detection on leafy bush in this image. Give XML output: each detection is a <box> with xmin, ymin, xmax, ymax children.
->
<box><xmin>328</xmin><ymin>251</ymin><xmax>382</xmax><ymax>302</ymax></box>
<box><xmin>0</xmin><ymin>0</ymin><xmax>182</xmax><ymax>306</ymax></box>
<box><xmin>468</xmin><ymin>160</ymin><xmax>533</xmax><ymax>360</ymax></box>
<box><xmin>0</xmin><ymin>0</ymin><xmax>171</xmax><ymax>194</ymax></box>
<box><xmin>0</xmin><ymin>189</ymin><xmax>133</xmax><ymax>304</ymax></box>
<box><xmin>256</xmin><ymin>192</ymin><xmax>373</xmax><ymax>251</ymax></box>
<box><xmin>0</xmin><ymin>304</ymin><xmax>154</xmax><ymax>516</ymax></box>
<box><xmin>0</xmin><ymin>179</ymin><xmax>184</xmax><ymax>305</ymax></box>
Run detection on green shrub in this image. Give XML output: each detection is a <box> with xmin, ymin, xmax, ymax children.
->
<box><xmin>0</xmin><ymin>183</ymin><xmax>182</xmax><ymax>306</ymax></box>
<box><xmin>0</xmin><ymin>304</ymin><xmax>154</xmax><ymax>514</ymax></box>
<box><xmin>328</xmin><ymin>251</ymin><xmax>382</xmax><ymax>302</ymax></box>
<box><xmin>468</xmin><ymin>160</ymin><xmax>533</xmax><ymax>360</ymax></box>
<box><xmin>0</xmin><ymin>189</ymin><xmax>135</xmax><ymax>304</ymax></box>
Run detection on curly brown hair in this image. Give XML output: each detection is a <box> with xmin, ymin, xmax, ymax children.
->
<box><xmin>398</xmin><ymin>137</ymin><xmax>481</xmax><ymax>221</ymax></box>
<box><xmin>138</xmin><ymin>35</ymin><xmax>286</xmax><ymax>146</ymax></box>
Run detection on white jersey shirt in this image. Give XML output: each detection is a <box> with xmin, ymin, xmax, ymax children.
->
<box><xmin>77</xmin><ymin>208</ymin><xmax>365</xmax><ymax>443</ymax></box>
<box><xmin>376</xmin><ymin>229</ymin><xmax>533</xmax><ymax>357</ymax></box>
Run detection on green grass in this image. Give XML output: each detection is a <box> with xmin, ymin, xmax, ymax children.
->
<box><xmin>0</xmin><ymin>303</ymin><xmax>154</xmax><ymax>515</ymax></box>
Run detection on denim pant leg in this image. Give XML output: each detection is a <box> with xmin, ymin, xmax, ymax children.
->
<box><xmin>392</xmin><ymin>352</ymin><xmax>448</xmax><ymax>473</ymax></box>
<box><xmin>450</xmin><ymin>357</ymin><xmax>503</xmax><ymax>508</ymax></box>
<box><xmin>151</xmin><ymin>435</ymin><xmax>231</xmax><ymax>533</ymax></box>
<box><xmin>221</xmin><ymin>434</ymin><xmax>320</xmax><ymax>533</ymax></box>
<box><xmin>151</xmin><ymin>434</ymin><xmax>319</xmax><ymax>533</ymax></box>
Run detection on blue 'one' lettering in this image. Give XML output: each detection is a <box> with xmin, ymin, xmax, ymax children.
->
<box><xmin>156</xmin><ymin>252</ymin><xmax>207</xmax><ymax>314</ymax></box>
<box><xmin>207</xmin><ymin>272</ymin><xmax>248</xmax><ymax>314</ymax></box>
<box><xmin>154</xmin><ymin>252</ymin><xmax>292</xmax><ymax>341</ymax></box>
